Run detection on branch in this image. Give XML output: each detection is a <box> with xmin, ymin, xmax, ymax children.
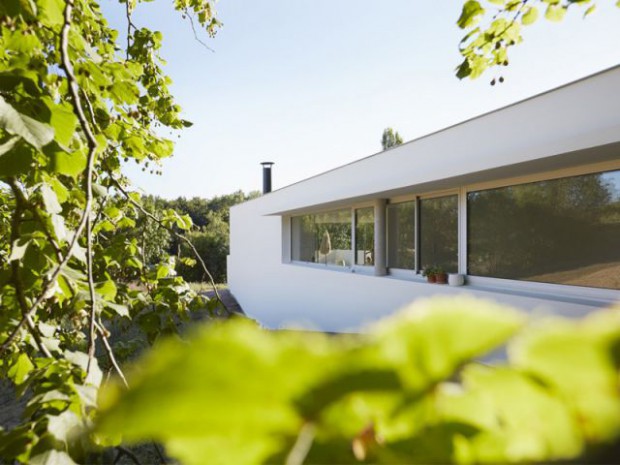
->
<box><xmin>111</xmin><ymin>179</ymin><xmax>232</xmax><ymax>316</ymax></box>
<box><xmin>59</xmin><ymin>0</ymin><xmax>100</xmax><ymax>377</ymax></box>
<box><xmin>125</xmin><ymin>1</ymin><xmax>138</xmax><ymax>60</ymax></box>
<box><xmin>95</xmin><ymin>320</ymin><xmax>129</xmax><ymax>389</ymax></box>
<box><xmin>4</xmin><ymin>180</ymin><xmax>53</xmax><ymax>358</ymax></box>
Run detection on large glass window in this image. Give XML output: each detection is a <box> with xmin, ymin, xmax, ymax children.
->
<box><xmin>291</xmin><ymin>209</ymin><xmax>352</xmax><ymax>266</ymax></box>
<box><xmin>419</xmin><ymin>195</ymin><xmax>458</xmax><ymax>273</ymax></box>
<box><xmin>467</xmin><ymin>170</ymin><xmax>620</xmax><ymax>290</ymax></box>
<box><xmin>387</xmin><ymin>201</ymin><xmax>416</xmax><ymax>269</ymax></box>
<box><xmin>355</xmin><ymin>207</ymin><xmax>374</xmax><ymax>266</ymax></box>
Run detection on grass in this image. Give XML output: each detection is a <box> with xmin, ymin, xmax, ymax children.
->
<box><xmin>187</xmin><ymin>282</ymin><xmax>228</xmax><ymax>293</ymax></box>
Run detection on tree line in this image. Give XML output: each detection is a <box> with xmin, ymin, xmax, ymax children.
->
<box><xmin>139</xmin><ymin>190</ymin><xmax>260</xmax><ymax>284</ymax></box>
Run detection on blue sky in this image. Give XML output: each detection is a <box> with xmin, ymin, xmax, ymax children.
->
<box><xmin>102</xmin><ymin>0</ymin><xmax>620</xmax><ymax>199</ymax></box>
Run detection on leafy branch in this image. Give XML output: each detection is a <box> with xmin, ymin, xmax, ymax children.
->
<box><xmin>111</xmin><ymin>178</ymin><xmax>232</xmax><ymax>315</ymax></box>
<box><xmin>455</xmin><ymin>0</ymin><xmax>618</xmax><ymax>80</ymax></box>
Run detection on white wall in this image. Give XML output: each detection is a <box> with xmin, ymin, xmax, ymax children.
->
<box><xmin>228</xmin><ymin>67</ymin><xmax>620</xmax><ymax>332</ymax></box>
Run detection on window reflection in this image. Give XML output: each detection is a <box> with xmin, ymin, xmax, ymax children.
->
<box><xmin>355</xmin><ymin>207</ymin><xmax>374</xmax><ymax>266</ymax></box>
<box><xmin>387</xmin><ymin>201</ymin><xmax>416</xmax><ymax>269</ymax></box>
<box><xmin>291</xmin><ymin>209</ymin><xmax>352</xmax><ymax>266</ymax></box>
<box><xmin>467</xmin><ymin>170</ymin><xmax>620</xmax><ymax>290</ymax></box>
<box><xmin>419</xmin><ymin>195</ymin><xmax>458</xmax><ymax>273</ymax></box>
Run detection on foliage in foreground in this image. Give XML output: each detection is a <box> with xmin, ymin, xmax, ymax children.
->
<box><xmin>95</xmin><ymin>296</ymin><xmax>620</xmax><ymax>465</ymax></box>
<box><xmin>0</xmin><ymin>0</ymin><xmax>225</xmax><ymax>462</ymax></box>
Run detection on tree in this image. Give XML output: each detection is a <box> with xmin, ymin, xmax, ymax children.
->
<box><xmin>381</xmin><ymin>127</ymin><xmax>404</xmax><ymax>150</ymax></box>
<box><xmin>456</xmin><ymin>0</ymin><xmax>619</xmax><ymax>81</ymax></box>
<box><xmin>0</xmin><ymin>0</ymin><xmax>225</xmax><ymax>462</ymax></box>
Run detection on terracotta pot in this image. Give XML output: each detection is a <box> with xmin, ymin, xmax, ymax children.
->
<box><xmin>435</xmin><ymin>272</ymin><xmax>448</xmax><ymax>284</ymax></box>
<box><xmin>427</xmin><ymin>274</ymin><xmax>437</xmax><ymax>283</ymax></box>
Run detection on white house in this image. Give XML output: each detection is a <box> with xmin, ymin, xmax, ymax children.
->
<box><xmin>228</xmin><ymin>66</ymin><xmax>620</xmax><ymax>332</ymax></box>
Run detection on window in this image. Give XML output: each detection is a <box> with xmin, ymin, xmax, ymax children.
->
<box><xmin>291</xmin><ymin>209</ymin><xmax>352</xmax><ymax>266</ymax></box>
<box><xmin>387</xmin><ymin>201</ymin><xmax>416</xmax><ymax>269</ymax></box>
<box><xmin>355</xmin><ymin>207</ymin><xmax>374</xmax><ymax>266</ymax></box>
<box><xmin>419</xmin><ymin>195</ymin><xmax>458</xmax><ymax>273</ymax></box>
<box><xmin>467</xmin><ymin>169</ymin><xmax>620</xmax><ymax>290</ymax></box>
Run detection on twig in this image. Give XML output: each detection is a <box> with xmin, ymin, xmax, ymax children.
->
<box><xmin>184</xmin><ymin>8</ymin><xmax>215</xmax><ymax>53</ymax></box>
<box><xmin>114</xmin><ymin>445</ymin><xmax>142</xmax><ymax>465</ymax></box>
<box><xmin>95</xmin><ymin>320</ymin><xmax>129</xmax><ymax>389</ymax></box>
<box><xmin>112</xmin><ymin>179</ymin><xmax>232</xmax><ymax>315</ymax></box>
<box><xmin>125</xmin><ymin>1</ymin><xmax>138</xmax><ymax>60</ymax></box>
<box><xmin>285</xmin><ymin>422</ymin><xmax>316</xmax><ymax>465</ymax></box>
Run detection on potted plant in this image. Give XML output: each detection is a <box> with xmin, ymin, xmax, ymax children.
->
<box><xmin>435</xmin><ymin>266</ymin><xmax>448</xmax><ymax>284</ymax></box>
<box><xmin>422</xmin><ymin>266</ymin><xmax>437</xmax><ymax>283</ymax></box>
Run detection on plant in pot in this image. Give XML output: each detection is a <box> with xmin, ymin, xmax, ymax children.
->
<box><xmin>422</xmin><ymin>266</ymin><xmax>437</xmax><ymax>283</ymax></box>
<box><xmin>435</xmin><ymin>266</ymin><xmax>448</xmax><ymax>284</ymax></box>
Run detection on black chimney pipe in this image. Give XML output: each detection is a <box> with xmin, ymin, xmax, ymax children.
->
<box><xmin>261</xmin><ymin>162</ymin><xmax>274</xmax><ymax>194</ymax></box>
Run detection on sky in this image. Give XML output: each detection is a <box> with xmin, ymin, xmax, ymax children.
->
<box><xmin>101</xmin><ymin>0</ymin><xmax>620</xmax><ymax>199</ymax></box>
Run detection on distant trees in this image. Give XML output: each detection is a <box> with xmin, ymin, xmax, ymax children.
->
<box><xmin>381</xmin><ymin>127</ymin><xmax>404</xmax><ymax>150</ymax></box>
<box><xmin>139</xmin><ymin>190</ymin><xmax>260</xmax><ymax>283</ymax></box>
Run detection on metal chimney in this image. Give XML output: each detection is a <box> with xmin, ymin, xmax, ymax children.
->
<box><xmin>261</xmin><ymin>162</ymin><xmax>274</xmax><ymax>194</ymax></box>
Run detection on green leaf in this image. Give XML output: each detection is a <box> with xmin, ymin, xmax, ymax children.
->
<box><xmin>521</xmin><ymin>6</ymin><xmax>539</xmax><ymax>25</ymax></box>
<box><xmin>369</xmin><ymin>296</ymin><xmax>525</xmax><ymax>391</ymax></box>
<box><xmin>444</xmin><ymin>365</ymin><xmax>583</xmax><ymax>462</ymax></box>
<box><xmin>545</xmin><ymin>4</ymin><xmax>567</xmax><ymax>21</ymax></box>
<box><xmin>103</xmin><ymin>301</ymin><xmax>129</xmax><ymax>318</ymax></box>
<box><xmin>8</xmin><ymin>353</ymin><xmax>34</xmax><ymax>385</ymax></box>
<box><xmin>50</xmin><ymin>214</ymin><xmax>68</xmax><ymax>242</ymax></box>
<box><xmin>48</xmin><ymin>177</ymin><xmax>69</xmax><ymax>203</ymax></box>
<box><xmin>96</xmin><ymin>319</ymin><xmax>335</xmax><ymax>465</ymax></box>
<box><xmin>47</xmin><ymin>411</ymin><xmax>81</xmax><ymax>444</ymax></box>
<box><xmin>156</xmin><ymin>264</ymin><xmax>172</xmax><ymax>279</ymax></box>
<box><xmin>0</xmin><ymin>96</ymin><xmax>54</xmax><ymax>150</ymax></box>
<box><xmin>583</xmin><ymin>4</ymin><xmax>596</xmax><ymax>17</ymax></box>
<box><xmin>510</xmin><ymin>310</ymin><xmax>620</xmax><ymax>444</ymax></box>
<box><xmin>96</xmin><ymin>280</ymin><xmax>117</xmax><ymax>300</ymax></box>
<box><xmin>457</xmin><ymin>1</ymin><xmax>485</xmax><ymax>29</ymax></box>
<box><xmin>96</xmin><ymin>297</ymin><xmax>524</xmax><ymax>465</ymax></box>
<box><xmin>36</xmin><ymin>0</ymin><xmax>65</xmax><ymax>28</ymax></box>
<box><xmin>0</xmin><ymin>140</ymin><xmax>35</xmax><ymax>178</ymax></box>
<box><xmin>41</xmin><ymin>183</ymin><xmax>62</xmax><ymax>214</ymax></box>
<box><xmin>44</xmin><ymin>99</ymin><xmax>77</xmax><ymax>147</ymax></box>
<box><xmin>46</xmin><ymin>144</ymin><xmax>87</xmax><ymax>178</ymax></box>
<box><xmin>9</xmin><ymin>238</ymin><xmax>30</xmax><ymax>261</ymax></box>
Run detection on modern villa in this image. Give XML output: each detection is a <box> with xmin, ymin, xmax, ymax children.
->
<box><xmin>228</xmin><ymin>66</ymin><xmax>620</xmax><ymax>332</ymax></box>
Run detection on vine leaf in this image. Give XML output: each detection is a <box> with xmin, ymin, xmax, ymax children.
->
<box><xmin>95</xmin><ymin>297</ymin><xmax>525</xmax><ymax>465</ymax></box>
<box><xmin>0</xmin><ymin>96</ymin><xmax>54</xmax><ymax>150</ymax></box>
<box><xmin>510</xmin><ymin>308</ymin><xmax>620</xmax><ymax>444</ymax></box>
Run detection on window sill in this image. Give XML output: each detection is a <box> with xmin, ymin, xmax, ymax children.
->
<box><xmin>285</xmin><ymin>262</ymin><xmax>620</xmax><ymax>308</ymax></box>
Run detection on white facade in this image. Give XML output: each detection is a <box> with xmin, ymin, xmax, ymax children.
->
<box><xmin>228</xmin><ymin>67</ymin><xmax>620</xmax><ymax>332</ymax></box>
